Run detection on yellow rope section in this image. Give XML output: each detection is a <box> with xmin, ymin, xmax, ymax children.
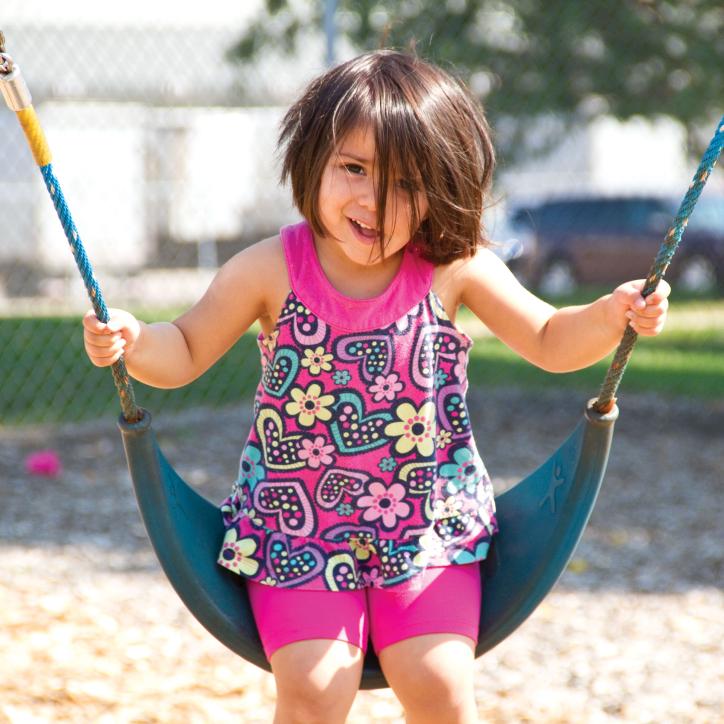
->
<box><xmin>17</xmin><ymin>106</ymin><xmax>52</xmax><ymax>167</ymax></box>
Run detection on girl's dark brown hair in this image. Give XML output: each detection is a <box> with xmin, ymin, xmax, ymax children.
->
<box><xmin>279</xmin><ymin>50</ymin><xmax>495</xmax><ymax>264</ymax></box>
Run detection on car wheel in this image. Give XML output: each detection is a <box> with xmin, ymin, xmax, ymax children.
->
<box><xmin>676</xmin><ymin>254</ymin><xmax>719</xmax><ymax>295</ymax></box>
<box><xmin>538</xmin><ymin>257</ymin><xmax>578</xmax><ymax>297</ymax></box>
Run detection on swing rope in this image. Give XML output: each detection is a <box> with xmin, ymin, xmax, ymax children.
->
<box><xmin>0</xmin><ymin>35</ymin><xmax>140</xmax><ymax>423</ymax></box>
<box><xmin>593</xmin><ymin>118</ymin><xmax>724</xmax><ymax>414</ymax></box>
<box><xmin>40</xmin><ymin>162</ymin><xmax>141</xmax><ymax>422</ymax></box>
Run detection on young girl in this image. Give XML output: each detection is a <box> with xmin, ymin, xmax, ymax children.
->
<box><xmin>83</xmin><ymin>50</ymin><xmax>669</xmax><ymax>724</ymax></box>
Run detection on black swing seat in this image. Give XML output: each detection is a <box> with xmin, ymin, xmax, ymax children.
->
<box><xmin>118</xmin><ymin>400</ymin><xmax>617</xmax><ymax>690</ymax></box>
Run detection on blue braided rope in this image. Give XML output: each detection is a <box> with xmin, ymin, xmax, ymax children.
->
<box><xmin>40</xmin><ymin>163</ymin><xmax>140</xmax><ymax>422</ymax></box>
<box><xmin>594</xmin><ymin>116</ymin><xmax>724</xmax><ymax>413</ymax></box>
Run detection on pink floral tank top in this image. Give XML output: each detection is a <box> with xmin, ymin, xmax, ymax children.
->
<box><xmin>218</xmin><ymin>221</ymin><xmax>497</xmax><ymax>590</ymax></box>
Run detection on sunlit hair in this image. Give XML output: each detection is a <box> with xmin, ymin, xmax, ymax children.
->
<box><xmin>279</xmin><ymin>49</ymin><xmax>495</xmax><ymax>264</ymax></box>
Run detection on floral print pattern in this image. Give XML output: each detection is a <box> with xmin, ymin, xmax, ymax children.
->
<box><xmin>358</xmin><ymin>480</ymin><xmax>412</xmax><ymax>529</ymax></box>
<box><xmin>440</xmin><ymin>446</ymin><xmax>485</xmax><ymax>496</ymax></box>
<box><xmin>284</xmin><ymin>383</ymin><xmax>335</xmax><ymax>427</ymax></box>
<box><xmin>238</xmin><ymin>444</ymin><xmax>266</xmax><ymax>489</ymax></box>
<box><xmin>302</xmin><ymin>346</ymin><xmax>334</xmax><ymax>375</ymax></box>
<box><xmin>218</xmin><ymin>529</ymin><xmax>261</xmax><ymax>577</ymax></box>
<box><xmin>298</xmin><ymin>435</ymin><xmax>335</xmax><ymax>469</ymax></box>
<box><xmin>368</xmin><ymin>372</ymin><xmax>403</xmax><ymax>402</ymax></box>
<box><xmin>385</xmin><ymin>401</ymin><xmax>436</xmax><ymax>457</ymax></box>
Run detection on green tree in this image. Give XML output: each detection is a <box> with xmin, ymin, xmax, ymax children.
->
<box><xmin>230</xmin><ymin>0</ymin><xmax>724</xmax><ymax>155</ymax></box>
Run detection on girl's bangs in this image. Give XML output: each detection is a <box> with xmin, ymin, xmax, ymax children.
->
<box><xmin>331</xmin><ymin>81</ymin><xmax>422</xmax><ymax>183</ymax></box>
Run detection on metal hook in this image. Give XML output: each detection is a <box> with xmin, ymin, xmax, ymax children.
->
<box><xmin>0</xmin><ymin>30</ymin><xmax>17</xmax><ymax>77</ymax></box>
<box><xmin>0</xmin><ymin>31</ymin><xmax>30</xmax><ymax>110</ymax></box>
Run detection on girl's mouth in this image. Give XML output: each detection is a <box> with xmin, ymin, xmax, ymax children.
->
<box><xmin>349</xmin><ymin>217</ymin><xmax>378</xmax><ymax>244</ymax></box>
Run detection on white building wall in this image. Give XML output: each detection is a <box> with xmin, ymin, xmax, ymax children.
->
<box><xmin>162</xmin><ymin>106</ymin><xmax>296</xmax><ymax>244</ymax></box>
<box><xmin>588</xmin><ymin>116</ymin><xmax>690</xmax><ymax>196</ymax></box>
<box><xmin>35</xmin><ymin>103</ymin><xmax>148</xmax><ymax>271</ymax></box>
<box><xmin>499</xmin><ymin>116</ymin><xmax>695</xmax><ymax>206</ymax></box>
<box><xmin>15</xmin><ymin>102</ymin><xmax>296</xmax><ymax>274</ymax></box>
<box><xmin>0</xmin><ymin>111</ymin><xmax>43</xmax><ymax>264</ymax></box>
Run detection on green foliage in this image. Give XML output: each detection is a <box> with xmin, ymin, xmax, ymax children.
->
<box><xmin>230</xmin><ymin>0</ymin><xmax>724</xmax><ymax>154</ymax></box>
<box><xmin>0</xmin><ymin>317</ymin><xmax>260</xmax><ymax>425</ymax></box>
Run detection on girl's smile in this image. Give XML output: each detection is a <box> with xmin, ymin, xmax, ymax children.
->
<box><xmin>348</xmin><ymin>216</ymin><xmax>377</xmax><ymax>244</ymax></box>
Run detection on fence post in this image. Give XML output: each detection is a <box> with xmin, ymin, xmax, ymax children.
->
<box><xmin>324</xmin><ymin>0</ymin><xmax>338</xmax><ymax>67</ymax></box>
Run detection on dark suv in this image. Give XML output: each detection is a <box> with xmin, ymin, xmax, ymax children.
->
<box><xmin>510</xmin><ymin>195</ymin><xmax>724</xmax><ymax>296</ymax></box>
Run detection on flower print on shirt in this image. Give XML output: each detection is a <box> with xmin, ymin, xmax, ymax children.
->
<box><xmin>433</xmin><ymin>369</ymin><xmax>448</xmax><ymax>389</ymax></box>
<box><xmin>368</xmin><ymin>372</ymin><xmax>403</xmax><ymax>402</ymax></box>
<box><xmin>412</xmin><ymin>530</ymin><xmax>446</xmax><ymax>567</ymax></box>
<box><xmin>301</xmin><ymin>346</ymin><xmax>334</xmax><ymax>375</ymax></box>
<box><xmin>440</xmin><ymin>446</ymin><xmax>484</xmax><ymax>495</ymax></box>
<box><xmin>242</xmin><ymin>506</ymin><xmax>265</xmax><ymax>528</ymax></box>
<box><xmin>436</xmin><ymin>429</ymin><xmax>453</xmax><ymax>449</ymax></box>
<box><xmin>358</xmin><ymin>480</ymin><xmax>412</xmax><ymax>530</ymax></box>
<box><xmin>361</xmin><ymin>567</ymin><xmax>384</xmax><ymax>589</ymax></box>
<box><xmin>349</xmin><ymin>534</ymin><xmax>377</xmax><ymax>561</ymax></box>
<box><xmin>218</xmin><ymin>529</ymin><xmax>261</xmax><ymax>576</ymax></box>
<box><xmin>453</xmin><ymin>349</ymin><xmax>468</xmax><ymax>379</ymax></box>
<box><xmin>433</xmin><ymin>495</ymin><xmax>463</xmax><ymax>520</ymax></box>
<box><xmin>261</xmin><ymin>329</ymin><xmax>279</xmax><ymax>355</ymax></box>
<box><xmin>285</xmin><ymin>382</ymin><xmax>335</xmax><ymax>427</ymax></box>
<box><xmin>378</xmin><ymin>456</ymin><xmax>396</xmax><ymax>473</ymax></box>
<box><xmin>238</xmin><ymin>444</ymin><xmax>266</xmax><ymax>490</ymax></box>
<box><xmin>385</xmin><ymin>400</ymin><xmax>436</xmax><ymax>457</ymax></box>
<box><xmin>216</xmin><ymin>221</ymin><xmax>498</xmax><ymax>592</ymax></box>
<box><xmin>332</xmin><ymin>369</ymin><xmax>352</xmax><ymax>386</ymax></box>
<box><xmin>298</xmin><ymin>435</ymin><xmax>335</xmax><ymax>469</ymax></box>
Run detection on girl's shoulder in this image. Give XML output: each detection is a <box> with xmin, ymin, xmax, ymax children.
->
<box><xmin>432</xmin><ymin>246</ymin><xmax>505</xmax><ymax>312</ymax></box>
<box><xmin>215</xmin><ymin>234</ymin><xmax>290</xmax><ymax>326</ymax></box>
<box><xmin>224</xmin><ymin>233</ymin><xmax>288</xmax><ymax>282</ymax></box>
<box><xmin>230</xmin><ymin>234</ymin><xmax>291</xmax><ymax>334</ymax></box>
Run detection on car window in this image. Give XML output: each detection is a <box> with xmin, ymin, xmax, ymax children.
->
<box><xmin>687</xmin><ymin>197</ymin><xmax>724</xmax><ymax>233</ymax></box>
<box><xmin>621</xmin><ymin>199</ymin><xmax>673</xmax><ymax>233</ymax></box>
<box><xmin>537</xmin><ymin>200</ymin><xmax>627</xmax><ymax>233</ymax></box>
<box><xmin>537</xmin><ymin>202</ymin><xmax>607</xmax><ymax>232</ymax></box>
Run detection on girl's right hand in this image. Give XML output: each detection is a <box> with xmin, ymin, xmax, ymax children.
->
<box><xmin>82</xmin><ymin>308</ymin><xmax>141</xmax><ymax>367</ymax></box>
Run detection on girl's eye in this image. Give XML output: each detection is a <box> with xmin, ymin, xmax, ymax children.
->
<box><xmin>343</xmin><ymin>163</ymin><xmax>365</xmax><ymax>176</ymax></box>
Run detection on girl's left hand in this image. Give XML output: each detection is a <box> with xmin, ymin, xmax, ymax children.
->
<box><xmin>608</xmin><ymin>279</ymin><xmax>670</xmax><ymax>337</ymax></box>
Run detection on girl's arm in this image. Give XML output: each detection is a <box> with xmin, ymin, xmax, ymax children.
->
<box><xmin>83</xmin><ymin>236</ymin><xmax>282</xmax><ymax>388</ymax></box>
<box><xmin>458</xmin><ymin>249</ymin><xmax>669</xmax><ymax>373</ymax></box>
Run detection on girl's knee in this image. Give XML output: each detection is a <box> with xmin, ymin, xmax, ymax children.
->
<box><xmin>393</xmin><ymin>669</ymin><xmax>477</xmax><ymax>724</ymax></box>
<box><xmin>379</xmin><ymin>634</ymin><xmax>477</xmax><ymax>722</ymax></box>
<box><xmin>396</xmin><ymin>663</ymin><xmax>474</xmax><ymax>710</ymax></box>
<box><xmin>271</xmin><ymin>639</ymin><xmax>363</xmax><ymax>723</ymax></box>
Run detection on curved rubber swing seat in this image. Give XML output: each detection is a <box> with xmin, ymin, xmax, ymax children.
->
<box><xmin>119</xmin><ymin>400</ymin><xmax>617</xmax><ymax>689</ymax></box>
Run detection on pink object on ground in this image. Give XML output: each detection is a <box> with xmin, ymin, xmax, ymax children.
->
<box><xmin>25</xmin><ymin>450</ymin><xmax>62</xmax><ymax>477</ymax></box>
<box><xmin>246</xmin><ymin>563</ymin><xmax>482</xmax><ymax>660</ymax></box>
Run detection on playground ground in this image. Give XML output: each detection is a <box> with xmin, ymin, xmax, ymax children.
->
<box><xmin>1</xmin><ymin>386</ymin><xmax>722</xmax><ymax>723</ymax></box>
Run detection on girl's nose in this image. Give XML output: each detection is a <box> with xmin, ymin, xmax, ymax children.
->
<box><xmin>357</xmin><ymin>179</ymin><xmax>376</xmax><ymax>210</ymax></box>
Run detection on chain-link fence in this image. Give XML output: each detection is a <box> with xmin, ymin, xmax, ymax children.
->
<box><xmin>2</xmin><ymin>1</ymin><xmax>723</xmax><ymax>424</ymax></box>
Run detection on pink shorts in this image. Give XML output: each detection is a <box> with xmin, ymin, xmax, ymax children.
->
<box><xmin>247</xmin><ymin>563</ymin><xmax>481</xmax><ymax>660</ymax></box>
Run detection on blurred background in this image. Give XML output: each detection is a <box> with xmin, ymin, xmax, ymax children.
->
<box><xmin>1</xmin><ymin>0</ymin><xmax>723</xmax><ymax>423</ymax></box>
<box><xmin>2</xmin><ymin>4</ymin><xmax>723</xmax><ymax>722</ymax></box>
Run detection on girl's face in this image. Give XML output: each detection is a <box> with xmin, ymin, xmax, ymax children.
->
<box><xmin>317</xmin><ymin>125</ymin><xmax>428</xmax><ymax>266</ymax></box>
